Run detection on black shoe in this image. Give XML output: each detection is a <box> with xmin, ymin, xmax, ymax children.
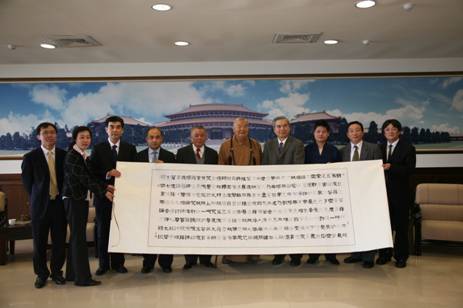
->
<box><xmin>344</xmin><ymin>256</ymin><xmax>362</xmax><ymax>264</ymax></box>
<box><xmin>95</xmin><ymin>267</ymin><xmax>109</xmax><ymax>276</ymax></box>
<box><xmin>272</xmin><ymin>256</ymin><xmax>284</xmax><ymax>266</ymax></box>
<box><xmin>222</xmin><ymin>256</ymin><xmax>232</xmax><ymax>264</ymax></box>
<box><xmin>326</xmin><ymin>257</ymin><xmax>340</xmax><ymax>265</ymax></box>
<box><xmin>51</xmin><ymin>274</ymin><xmax>66</xmax><ymax>285</ymax></box>
<box><xmin>290</xmin><ymin>258</ymin><xmax>301</xmax><ymax>267</ymax></box>
<box><xmin>307</xmin><ymin>256</ymin><xmax>319</xmax><ymax>264</ymax></box>
<box><xmin>362</xmin><ymin>261</ymin><xmax>375</xmax><ymax>269</ymax></box>
<box><xmin>395</xmin><ymin>259</ymin><xmax>407</xmax><ymax>268</ymax></box>
<box><xmin>162</xmin><ymin>267</ymin><xmax>172</xmax><ymax>273</ymax></box>
<box><xmin>183</xmin><ymin>264</ymin><xmax>193</xmax><ymax>270</ymax></box>
<box><xmin>376</xmin><ymin>257</ymin><xmax>390</xmax><ymax>265</ymax></box>
<box><xmin>113</xmin><ymin>266</ymin><xmax>128</xmax><ymax>274</ymax></box>
<box><xmin>34</xmin><ymin>276</ymin><xmax>47</xmax><ymax>289</ymax></box>
<box><xmin>140</xmin><ymin>266</ymin><xmax>153</xmax><ymax>274</ymax></box>
<box><xmin>75</xmin><ymin>279</ymin><xmax>101</xmax><ymax>287</ymax></box>
<box><xmin>201</xmin><ymin>262</ymin><xmax>216</xmax><ymax>268</ymax></box>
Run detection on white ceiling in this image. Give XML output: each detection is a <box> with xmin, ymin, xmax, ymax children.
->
<box><xmin>1</xmin><ymin>0</ymin><xmax>463</xmax><ymax>65</ymax></box>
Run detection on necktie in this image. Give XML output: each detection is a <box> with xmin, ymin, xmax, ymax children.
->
<box><xmin>387</xmin><ymin>144</ymin><xmax>393</xmax><ymax>161</ymax></box>
<box><xmin>352</xmin><ymin>145</ymin><xmax>360</xmax><ymax>161</ymax></box>
<box><xmin>154</xmin><ymin>150</ymin><xmax>159</xmax><ymax>162</ymax></box>
<box><xmin>47</xmin><ymin>151</ymin><xmax>58</xmax><ymax>199</ymax></box>
<box><xmin>278</xmin><ymin>142</ymin><xmax>284</xmax><ymax>153</ymax></box>
<box><xmin>149</xmin><ymin>151</ymin><xmax>154</xmax><ymax>163</ymax></box>
<box><xmin>196</xmin><ymin>147</ymin><xmax>201</xmax><ymax>160</ymax></box>
<box><xmin>111</xmin><ymin>145</ymin><xmax>118</xmax><ymax>163</ymax></box>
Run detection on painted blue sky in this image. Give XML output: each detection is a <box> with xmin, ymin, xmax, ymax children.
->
<box><xmin>0</xmin><ymin>76</ymin><xmax>462</xmax><ymax>136</ymax></box>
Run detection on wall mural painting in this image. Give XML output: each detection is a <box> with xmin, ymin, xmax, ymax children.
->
<box><xmin>0</xmin><ymin>76</ymin><xmax>462</xmax><ymax>156</ymax></box>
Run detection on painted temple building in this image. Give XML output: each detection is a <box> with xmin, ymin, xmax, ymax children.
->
<box><xmin>155</xmin><ymin>103</ymin><xmax>274</xmax><ymax>143</ymax></box>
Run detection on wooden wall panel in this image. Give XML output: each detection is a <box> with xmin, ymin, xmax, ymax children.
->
<box><xmin>0</xmin><ymin>174</ymin><xmax>29</xmax><ymax>220</ymax></box>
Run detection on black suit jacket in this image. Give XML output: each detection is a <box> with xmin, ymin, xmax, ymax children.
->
<box><xmin>21</xmin><ymin>147</ymin><xmax>66</xmax><ymax>220</ymax></box>
<box><xmin>381</xmin><ymin>138</ymin><xmax>416</xmax><ymax>204</ymax></box>
<box><xmin>175</xmin><ymin>144</ymin><xmax>218</xmax><ymax>165</ymax></box>
<box><xmin>137</xmin><ymin>147</ymin><xmax>176</xmax><ymax>163</ymax></box>
<box><xmin>90</xmin><ymin>140</ymin><xmax>137</xmax><ymax>185</ymax></box>
<box><xmin>63</xmin><ymin>149</ymin><xmax>107</xmax><ymax>200</ymax></box>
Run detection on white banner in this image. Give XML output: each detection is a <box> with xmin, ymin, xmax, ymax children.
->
<box><xmin>109</xmin><ymin>160</ymin><xmax>392</xmax><ymax>254</ymax></box>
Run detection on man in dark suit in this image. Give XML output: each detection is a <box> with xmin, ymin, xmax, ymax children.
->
<box><xmin>341</xmin><ymin>121</ymin><xmax>383</xmax><ymax>269</ymax></box>
<box><xmin>21</xmin><ymin>122</ymin><xmax>67</xmax><ymax>288</ymax></box>
<box><xmin>262</xmin><ymin>116</ymin><xmax>305</xmax><ymax>267</ymax></box>
<box><xmin>137</xmin><ymin>126</ymin><xmax>176</xmax><ymax>274</ymax></box>
<box><xmin>377</xmin><ymin>119</ymin><xmax>416</xmax><ymax>268</ymax></box>
<box><xmin>90</xmin><ymin>116</ymin><xmax>137</xmax><ymax>275</ymax></box>
<box><xmin>176</xmin><ymin>126</ymin><xmax>219</xmax><ymax>270</ymax></box>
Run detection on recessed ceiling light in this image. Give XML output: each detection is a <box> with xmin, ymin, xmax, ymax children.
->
<box><xmin>323</xmin><ymin>39</ymin><xmax>339</xmax><ymax>45</ymax></box>
<box><xmin>355</xmin><ymin>0</ymin><xmax>376</xmax><ymax>9</ymax></box>
<box><xmin>403</xmin><ymin>2</ymin><xmax>415</xmax><ymax>11</ymax></box>
<box><xmin>152</xmin><ymin>3</ymin><xmax>172</xmax><ymax>11</ymax></box>
<box><xmin>174</xmin><ymin>41</ymin><xmax>190</xmax><ymax>47</ymax></box>
<box><xmin>40</xmin><ymin>43</ymin><xmax>56</xmax><ymax>49</ymax></box>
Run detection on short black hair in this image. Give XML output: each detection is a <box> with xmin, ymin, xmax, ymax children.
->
<box><xmin>347</xmin><ymin>121</ymin><xmax>364</xmax><ymax>131</ymax></box>
<box><xmin>272</xmin><ymin>116</ymin><xmax>290</xmax><ymax>127</ymax></box>
<box><xmin>146</xmin><ymin>126</ymin><xmax>164</xmax><ymax>137</ymax></box>
<box><xmin>105</xmin><ymin>116</ymin><xmax>124</xmax><ymax>128</ymax></box>
<box><xmin>68</xmin><ymin>126</ymin><xmax>92</xmax><ymax>151</ymax></box>
<box><xmin>381</xmin><ymin>119</ymin><xmax>402</xmax><ymax>132</ymax></box>
<box><xmin>36</xmin><ymin>122</ymin><xmax>57</xmax><ymax>136</ymax></box>
<box><xmin>72</xmin><ymin>126</ymin><xmax>93</xmax><ymax>141</ymax></box>
<box><xmin>313</xmin><ymin>120</ymin><xmax>330</xmax><ymax>133</ymax></box>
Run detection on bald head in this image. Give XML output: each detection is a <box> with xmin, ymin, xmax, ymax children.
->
<box><xmin>233</xmin><ymin>117</ymin><xmax>249</xmax><ymax>141</ymax></box>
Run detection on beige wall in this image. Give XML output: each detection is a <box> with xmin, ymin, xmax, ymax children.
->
<box><xmin>1</xmin><ymin>58</ymin><xmax>463</xmax><ymax>79</ymax></box>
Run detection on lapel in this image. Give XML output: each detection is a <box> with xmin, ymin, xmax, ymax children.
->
<box><xmin>117</xmin><ymin>141</ymin><xmax>127</xmax><ymax>160</ymax></box>
<box><xmin>343</xmin><ymin>144</ymin><xmax>351</xmax><ymax>161</ymax></box>
<box><xmin>36</xmin><ymin>148</ymin><xmax>50</xmax><ymax>178</ymax></box>
<box><xmin>389</xmin><ymin>139</ymin><xmax>402</xmax><ymax>162</ymax></box>
<box><xmin>158</xmin><ymin>148</ymin><xmax>166</xmax><ymax>161</ymax></box>
<box><xmin>72</xmin><ymin>149</ymin><xmax>89</xmax><ymax>172</ymax></box>
<box><xmin>102</xmin><ymin>141</ymin><xmax>113</xmax><ymax>159</ymax></box>
<box><xmin>188</xmin><ymin>144</ymin><xmax>198</xmax><ymax>163</ymax></box>
<box><xmin>55</xmin><ymin>148</ymin><xmax>64</xmax><ymax>172</ymax></box>
<box><xmin>141</xmin><ymin>148</ymin><xmax>149</xmax><ymax>162</ymax></box>
<box><xmin>360</xmin><ymin>142</ymin><xmax>369</xmax><ymax>160</ymax></box>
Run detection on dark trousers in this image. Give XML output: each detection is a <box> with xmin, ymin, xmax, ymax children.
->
<box><xmin>273</xmin><ymin>254</ymin><xmax>302</xmax><ymax>262</ymax></box>
<box><xmin>94</xmin><ymin>196</ymin><xmax>124</xmax><ymax>269</ymax></box>
<box><xmin>350</xmin><ymin>250</ymin><xmax>376</xmax><ymax>263</ymax></box>
<box><xmin>379</xmin><ymin>200</ymin><xmax>410</xmax><ymax>261</ymax></box>
<box><xmin>31</xmin><ymin>199</ymin><xmax>67</xmax><ymax>279</ymax></box>
<box><xmin>185</xmin><ymin>255</ymin><xmax>212</xmax><ymax>265</ymax></box>
<box><xmin>64</xmin><ymin>199</ymin><xmax>92</xmax><ymax>284</ymax></box>
<box><xmin>308</xmin><ymin>253</ymin><xmax>337</xmax><ymax>261</ymax></box>
<box><xmin>143</xmin><ymin>254</ymin><xmax>173</xmax><ymax>269</ymax></box>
